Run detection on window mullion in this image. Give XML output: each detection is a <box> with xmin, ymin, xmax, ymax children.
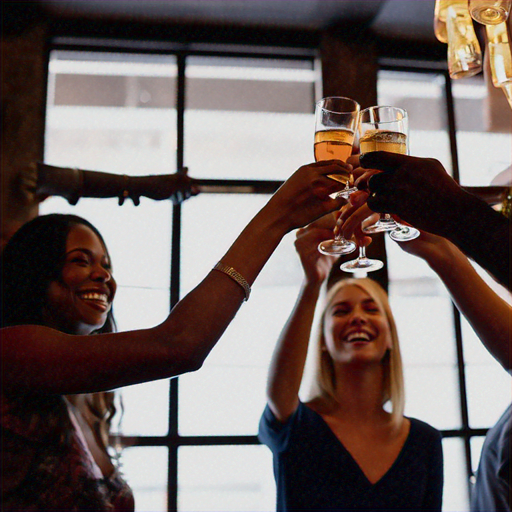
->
<box><xmin>167</xmin><ymin>52</ymin><xmax>187</xmax><ymax>512</ymax></box>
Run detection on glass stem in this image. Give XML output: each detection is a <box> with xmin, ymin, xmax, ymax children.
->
<box><xmin>359</xmin><ymin>245</ymin><xmax>368</xmax><ymax>261</ymax></box>
<box><xmin>334</xmin><ymin>232</ymin><xmax>347</xmax><ymax>245</ymax></box>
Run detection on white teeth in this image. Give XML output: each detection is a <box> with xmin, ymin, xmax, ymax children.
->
<box><xmin>346</xmin><ymin>332</ymin><xmax>371</xmax><ymax>342</ymax></box>
<box><xmin>80</xmin><ymin>292</ymin><xmax>108</xmax><ymax>302</ymax></box>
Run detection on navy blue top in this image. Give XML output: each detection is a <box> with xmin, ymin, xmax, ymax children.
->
<box><xmin>470</xmin><ymin>403</ymin><xmax>511</xmax><ymax>512</ymax></box>
<box><xmin>259</xmin><ymin>401</ymin><xmax>443</xmax><ymax>511</ymax></box>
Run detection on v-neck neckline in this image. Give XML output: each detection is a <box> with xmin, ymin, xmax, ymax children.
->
<box><xmin>304</xmin><ymin>403</ymin><xmax>413</xmax><ymax>488</ymax></box>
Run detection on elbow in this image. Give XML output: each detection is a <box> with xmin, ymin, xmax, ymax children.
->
<box><xmin>184</xmin><ymin>353</ymin><xmax>205</xmax><ymax>373</ymax></box>
<box><xmin>176</xmin><ymin>347</ymin><xmax>208</xmax><ymax>374</ymax></box>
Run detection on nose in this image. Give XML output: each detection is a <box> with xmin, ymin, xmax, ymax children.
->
<box><xmin>91</xmin><ymin>264</ymin><xmax>112</xmax><ymax>282</ymax></box>
<box><xmin>348</xmin><ymin>307</ymin><xmax>367</xmax><ymax>325</ymax></box>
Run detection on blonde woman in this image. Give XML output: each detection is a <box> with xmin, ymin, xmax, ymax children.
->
<box><xmin>259</xmin><ymin>217</ymin><xmax>443</xmax><ymax>511</ymax></box>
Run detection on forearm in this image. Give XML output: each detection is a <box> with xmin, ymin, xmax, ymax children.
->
<box><xmin>437</xmin><ymin>191</ymin><xmax>511</xmax><ymax>290</ymax></box>
<box><xmin>266</xmin><ymin>281</ymin><xmax>322</xmax><ymax>422</ymax></box>
<box><xmin>426</xmin><ymin>242</ymin><xmax>511</xmax><ymax>370</ymax></box>
<box><xmin>157</xmin><ymin>204</ymin><xmax>293</xmax><ymax>370</ymax></box>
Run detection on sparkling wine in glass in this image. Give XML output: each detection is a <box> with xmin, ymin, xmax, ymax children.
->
<box><xmin>314</xmin><ymin>97</ymin><xmax>360</xmax><ymax>256</ymax></box>
<box><xmin>358</xmin><ymin>106</ymin><xmax>420</xmax><ymax>243</ymax></box>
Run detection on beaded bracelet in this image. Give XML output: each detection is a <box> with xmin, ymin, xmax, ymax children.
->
<box><xmin>213</xmin><ymin>262</ymin><xmax>251</xmax><ymax>301</ymax></box>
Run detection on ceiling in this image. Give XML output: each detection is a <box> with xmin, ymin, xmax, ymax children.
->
<box><xmin>19</xmin><ymin>0</ymin><xmax>440</xmax><ymax>51</ymax></box>
<box><xmin>38</xmin><ymin>0</ymin><xmax>436</xmax><ymax>38</ymax></box>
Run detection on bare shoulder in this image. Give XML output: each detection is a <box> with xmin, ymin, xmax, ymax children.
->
<box><xmin>304</xmin><ymin>396</ymin><xmax>332</xmax><ymax>416</ymax></box>
<box><xmin>1</xmin><ymin>324</ymin><xmax>65</xmax><ymax>345</ymax></box>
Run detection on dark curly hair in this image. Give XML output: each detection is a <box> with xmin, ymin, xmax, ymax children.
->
<box><xmin>1</xmin><ymin>213</ymin><xmax>116</xmax><ymax>333</ymax></box>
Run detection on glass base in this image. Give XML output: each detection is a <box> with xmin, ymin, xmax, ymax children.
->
<box><xmin>318</xmin><ymin>238</ymin><xmax>356</xmax><ymax>256</ymax></box>
<box><xmin>388</xmin><ymin>225</ymin><xmax>420</xmax><ymax>242</ymax></box>
<box><xmin>362</xmin><ymin>218</ymin><xmax>397</xmax><ymax>234</ymax></box>
<box><xmin>340</xmin><ymin>257</ymin><xmax>384</xmax><ymax>273</ymax></box>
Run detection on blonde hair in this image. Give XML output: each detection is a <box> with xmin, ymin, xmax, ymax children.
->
<box><xmin>308</xmin><ymin>278</ymin><xmax>405</xmax><ymax>427</ymax></box>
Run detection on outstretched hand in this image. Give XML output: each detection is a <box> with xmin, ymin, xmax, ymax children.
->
<box><xmin>140</xmin><ymin>171</ymin><xmax>200</xmax><ymax>205</ymax></box>
<box><xmin>266</xmin><ymin>160</ymin><xmax>352</xmax><ymax>233</ymax></box>
<box><xmin>351</xmin><ymin>152</ymin><xmax>464</xmax><ymax>236</ymax></box>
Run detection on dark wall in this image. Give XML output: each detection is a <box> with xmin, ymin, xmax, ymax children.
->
<box><xmin>1</xmin><ymin>2</ymin><xmax>49</xmax><ymax>249</ymax></box>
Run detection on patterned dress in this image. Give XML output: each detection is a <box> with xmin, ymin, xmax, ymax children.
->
<box><xmin>1</xmin><ymin>391</ymin><xmax>134</xmax><ymax>511</ymax></box>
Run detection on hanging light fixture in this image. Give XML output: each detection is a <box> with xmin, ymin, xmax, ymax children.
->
<box><xmin>434</xmin><ymin>0</ymin><xmax>512</xmax><ymax>108</ymax></box>
<box><xmin>434</xmin><ymin>0</ymin><xmax>483</xmax><ymax>78</ymax></box>
<box><xmin>486</xmin><ymin>22</ymin><xmax>512</xmax><ymax>106</ymax></box>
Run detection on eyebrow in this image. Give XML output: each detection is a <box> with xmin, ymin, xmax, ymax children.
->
<box><xmin>331</xmin><ymin>298</ymin><xmax>377</xmax><ymax>308</ymax></box>
<box><xmin>65</xmin><ymin>247</ymin><xmax>110</xmax><ymax>265</ymax></box>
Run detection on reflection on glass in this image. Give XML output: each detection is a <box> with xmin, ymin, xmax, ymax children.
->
<box><xmin>469</xmin><ymin>0</ymin><xmax>511</xmax><ymax>24</ymax></box>
<box><xmin>434</xmin><ymin>0</ymin><xmax>471</xmax><ymax>43</ymax></box>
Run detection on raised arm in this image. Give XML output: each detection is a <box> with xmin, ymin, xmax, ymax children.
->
<box><xmin>1</xmin><ymin>161</ymin><xmax>349</xmax><ymax>395</ymax></box>
<box><xmin>398</xmin><ymin>231</ymin><xmax>511</xmax><ymax>371</ymax></box>
<box><xmin>345</xmin><ymin>152</ymin><xmax>511</xmax><ymax>290</ymax></box>
<box><xmin>266</xmin><ymin>214</ymin><xmax>337</xmax><ymax>422</ymax></box>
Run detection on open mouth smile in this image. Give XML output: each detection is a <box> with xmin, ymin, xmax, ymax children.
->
<box><xmin>343</xmin><ymin>331</ymin><xmax>375</xmax><ymax>343</ymax></box>
<box><xmin>77</xmin><ymin>291</ymin><xmax>111</xmax><ymax>311</ymax></box>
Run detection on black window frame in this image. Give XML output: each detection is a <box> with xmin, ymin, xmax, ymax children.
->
<box><xmin>46</xmin><ymin>37</ymin><xmax>487</xmax><ymax>510</ymax></box>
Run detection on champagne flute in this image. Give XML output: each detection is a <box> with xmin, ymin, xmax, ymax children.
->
<box><xmin>358</xmin><ymin>106</ymin><xmax>420</xmax><ymax>243</ymax></box>
<box><xmin>314</xmin><ymin>96</ymin><xmax>360</xmax><ymax>256</ymax></box>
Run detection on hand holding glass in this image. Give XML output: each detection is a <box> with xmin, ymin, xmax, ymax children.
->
<box><xmin>340</xmin><ymin>106</ymin><xmax>418</xmax><ymax>274</ymax></box>
<box><xmin>314</xmin><ymin>97</ymin><xmax>360</xmax><ymax>256</ymax></box>
<box><xmin>358</xmin><ymin>106</ymin><xmax>419</xmax><ymax>243</ymax></box>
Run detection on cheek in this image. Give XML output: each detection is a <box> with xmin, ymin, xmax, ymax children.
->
<box><xmin>323</xmin><ymin>318</ymin><xmax>336</xmax><ymax>345</ymax></box>
<box><xmin>46</xmin><ymin>282</ymin><xmax>75</xmax><ymax>310</ymax></box>
<box><xmin>380</xmin><ymin>321</ymin><xmax>393</xmax><ymax>350</ymax></box>
<box><xmin>60</xmin><ymin>267</ymin><xmax>87</xmax><ymax>287</ymax></box>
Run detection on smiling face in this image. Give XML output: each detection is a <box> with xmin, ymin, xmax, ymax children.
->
<box><xmin>323</xmin><ymin>284</ymin><xmax>392</xmax><ymax>366</ymax></box>
<box><xmin>43</xmin><ymin>224</ymin><xmax>116</xmax><ymax>335</ymax></box>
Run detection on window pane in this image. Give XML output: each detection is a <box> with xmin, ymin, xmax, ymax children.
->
<box><xmin>121</xmin><ymin>447</ymin><xmax>168</xmax><ymax>512</ymax></box>
<box><xmin>42</xmin><ymin>50</ymin><xmax>177</xmax><ymax>436</ymax></box>
<box><xmin>185</xmin><ymin>56</ymin><xmax>317</xmax><ymax>180</ymax></box>
<box><xmin>465</xmin><ymin>362</ymin><xmax>512</xmax><ymax>430</ymax></box>
<box><xmin>470</xmin><ymin>436</ymin><xmax>486</xmax><ymax>475</ymax></box>
<box><xmin>404</xmin><ymin>366</ymin><xmax>461</xmax><ymax>430</ymax></box>
<box><xmin>178</xmin><ymin>445</ymin><xmax>275</xmax><ymax>511</ymax></box>
<box><xmin>119</xmin><ymin>380</ymin><xmax>170</xmax><ymax>437</ymax></box>
<box><xmin>386</xmin><ymin>228</ymin><xmax>461</xmax><ymax>430</ymax></box>
<box><xmin>378</xmin><ymin>70</ymin><xmax>452</xmax><ymax>170</ymax></box>
<box><xmin>442</xmin><ymin>438</ymin><xmax>471</xmax><ymax>512</ymax></box>
<box><xmin>453</xmin><ymin>77</ymin><xmax>511</xmax><ymax>186</ymax></box>
<box><xmin>180</xmin><ymin>194</ymin><xmax>302</xmax><ymax>435</ymax></box>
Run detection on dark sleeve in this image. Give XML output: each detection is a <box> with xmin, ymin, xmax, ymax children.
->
<box><xmin>258</xmin><ymin>403</ymin><xmax>299</xmax><ymax>454</ymax></box>
<box><xmin>423</xmin><ymin>430</ymin><xmax>444</xmax><ymax>511</ymax></box>
<box><xmin>497</xmin><ymin>412</ymin><xmax>511</xmax><ymax>486</ymax></box>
